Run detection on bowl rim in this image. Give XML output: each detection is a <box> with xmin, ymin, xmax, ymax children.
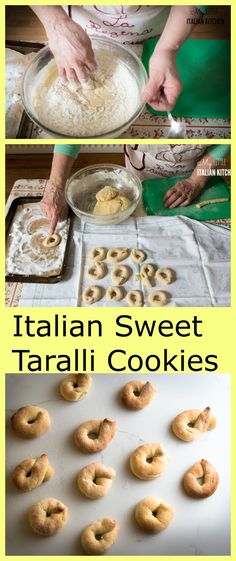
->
<box><xmin>21</xmin><ymin>37</ymin><xmax>148</xmax><ymax>139</ymax></box>
<box><xmin>65</xmin><ymin>163</ymin><xmax>142</xmax><ymax>219</ymax></box>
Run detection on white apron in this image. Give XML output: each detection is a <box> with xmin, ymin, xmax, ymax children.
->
<box><xmin>63</xmin><ymin>5</ymin><xmax>170</xmax><ymax>44</ymax></box>
<box><xmin>124</xmin><ymin>144</ymin><xmax>211</xmax><ymax>179</ymax></box>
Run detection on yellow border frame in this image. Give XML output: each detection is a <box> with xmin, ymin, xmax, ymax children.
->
<box><xmin>1</xmin><ymin>1</ymin><xmax>235</xmax><ymax>560</ymax></box>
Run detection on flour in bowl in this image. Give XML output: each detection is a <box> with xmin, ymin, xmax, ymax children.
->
<box><xmin>31</xmin><ymin>48</ymin><xmax>141</xmax><ymax>137</ymax></box>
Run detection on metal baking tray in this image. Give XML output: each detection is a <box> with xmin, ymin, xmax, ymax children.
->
<box><xmin>5</xmin><ymin>196</ymin><xmax>73</xmax><ymax>283</ymax></box>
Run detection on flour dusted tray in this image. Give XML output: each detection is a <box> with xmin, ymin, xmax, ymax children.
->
<box><xmin>5</xmin><ymin>197</ymin><xmax>72</xmax><ymax>283</ymax></box>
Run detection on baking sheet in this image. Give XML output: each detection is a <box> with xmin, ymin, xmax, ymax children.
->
<box><xmin>6</xmin><ymin>373</ymin><xmax>230</xmax><ymax>556</ymax></box>
<box><xmin>5</xmin><ymin>198</ymin><xmax>71</xmax><ymax>283</ymax></box>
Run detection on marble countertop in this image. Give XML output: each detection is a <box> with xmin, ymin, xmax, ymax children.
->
<box><xmin>6</xmin><ymin>373</ymin><xmax>230</xmax><ymax>556</ymax></box>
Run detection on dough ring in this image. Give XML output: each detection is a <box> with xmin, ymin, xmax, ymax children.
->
<box><xmin>183</xmin><ymin>459</ymin><xmax>219</xmax><ymax>498</ymax></box>
<box><xmin>135</xmin><ymin>497</ymin><xmax>174</xmax><ymax>533</ymax></box>
<box><xmin>81</xmin><ymin>517</ymin><xmax>119</xmax><ymax>555</ymax></box>
<box><xmin>111</xmin><ymin>265</ymin><xmax>131</xmax><ymax>285</ymax></box>
<box><xmin>126</xmin><ymin>290</ymin><xmax>144</xmax><ymax>307</ymax></box>
<box><xmin>121</xmin><ymin>380</ymin><xmax>156</xmax><ymax>410</ymax></box>
<box><xmin>172</xmin><ymin>407</ymin><xmax>217</xmax><ymax>442</ymax></box>
<box><xmin>148</xmin><ymin>290</ymin><xmax>169</xmax><ymax>307</ymax></box>
<box><xmin>28</xmin><ymin>497</ymin><xmax>68</xmax><ymax>536</ymax></box>
<box><xmin>106</xmin><ymin>286</ymin><xmax>124</xmax><ymax>302</ymax></box>
<box><xmin>107</xmin><ymin>248</ymin><xmax>129</xmax><ymax>263</ymax></box>
<box><xmin>12</xmin><ymin>454</ymin><xmax>54</xmax><ymax>492</ymax></box>
<box><xmin>74</xmin><ymin>418</ymin><xmax>117</xmax><ymax>453</ymax></box>
<box><xmin>11</xmin><ymin>406</ymin><xmax>51</xmax><ymax>439</ymax></box>
<box><xmin>82</xmin><ymin>286</ymin><xmax>102</xmax><ymax>305</ymax></box>
<box><xmin>140</xmin><ymin>263</ymin><xmax>155</xmax><ymax>287</ymax></box>
<box><xmin>96</xmin><ymin>186</ymin><xmax>119</xmax><ymax>202</ymax></box>
<box><xmin>42</xmin><ymin>233</ymin><xmax>61</xmax><ymax>248</ymax></box>
<box><xmin>130</xmin><ymin>443</ymin><xmax>169</xmax><ymax>480</ymax></box>
<box><xmin>131</xmin><ymin>249</ymin><xmax>146</xmax><ymax>264</ymax></box>
<box><xmin>89</xmin><ymin>247</ymin><xmax>107</xmax><ymax>262</ymax></box>
<box><xmin>155</xmin><ymin>268</ymin><xmax>176</xmax><ymax>285</ymax></box>
<box><xmin>87</xmin><ymin>262</ymin><xmax>107</xmax><ymax>281</ymax></box>
<box><xmin>77</xmin><ymin>463</ymin><xmax>116</xmax><ymax>499</ymax></box>
<box><xmin>60</xmin><ymin>373</ymin><xmax>92</xmax><ymax>402</ymax></box>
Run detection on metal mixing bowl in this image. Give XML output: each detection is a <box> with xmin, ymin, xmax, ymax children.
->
<box><xmin>22</xmin><ymin>36</ymin><xmax>148</xmax><ymax>138</ymax></box>
<box><xmin>65</xmin><ymin>164</ymin><xmax>142</xmax><ymax>225</ymax></box>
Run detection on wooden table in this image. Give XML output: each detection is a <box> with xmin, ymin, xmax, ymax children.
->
<box><xmin>6</xmin><ymin>153</ymin><xmax>125</xmax><ymax>200</ymax></box>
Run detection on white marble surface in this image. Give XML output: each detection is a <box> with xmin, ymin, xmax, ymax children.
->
<box><xmin>6</xmin><ymin>373</ymin><xmax>230</xmax><ymax>556</ymax></box>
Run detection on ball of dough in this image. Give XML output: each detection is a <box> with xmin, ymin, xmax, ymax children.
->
<box><xmin>96</xmin><ymin>186</ymin><xmax>119</xmax><ymax>202</ymax></box>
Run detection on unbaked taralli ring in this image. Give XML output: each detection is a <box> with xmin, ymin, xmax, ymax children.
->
<box><xmin>80</xmin><ymin>517</ymin><xmax>119</xmax><ymax>555</ymax></box>
<box><xmin>77</xmin><ymin>463</ymin><xmax>116</xmax><ymax>499</ymax></box>
<box><xmin>131</xmin><ymin>249</ymin><xmax>146</xmax><ymax>264</ymax></box>
<box><xmin>42</xmin><ymin>233</ymin><xmax>61</xmax><ymax>248</ymax></box>
<box><xmin>89</xmin><ymin>247</ymin><xmax>107</xmax><ymax>262</ymax></box>
<box><xmin>60</xmin><ymin>374</ymin><xmax>92</xmax><ymax>402</ymax></box>
<box><xmin>130</xmin><ymin>443</ymin><xmax>169</xmax><ymax>480</ymax></box>
<box><xmin>140</xmin><ymin>263</ymin><xmax>155</xmax><ymax>288</ymax></box>
<box><xmin>155</xmin><ymin>268</ymin><xmax>176</xmax><ymax>285</ymax></box>
<box><xmin>82</xmin><ymin>286</ymin><xmax>102</xmax><ymax>305</ymax></box>
<box><xmin>28</xmin><ymin>497</ymin><xmax>68</xmax><ymax>536</ymax></box>
<box><xmin>183</xmin><ymin>459</ymin><xmax>219</xmax><ymax>498</ymax></box>
<box><xmin>134</xmin><ymin>497</ymin><xmax>174</xmax><ymax>533</ymax></box>
<box><xmin>12</xmin><ymin>454</ymin><xmax>54</xmax><ymax>492</ymax></box>
<box><xmin>106</xmin><ymin>286</ymin><xmax>124</xmax><ymax>302</ymax></box>
<box><xmin>121</xmin><ymin>380</ymin><xmax>156</xmax><ymax>410</ymax></box>
<box><xmin>172</xmin><ymin>407</ymin><xmax>217</xmax><ymax>442</ymax></box>
<box><xmin>87</xmin><ymin>262</ymin><xmax>107</xmax><ymax>281</ymax></box>
<box><xmin>126</xmin><ymin>290</ymin><xmax>144</xmax><ymax>307</ymax></box>
<box><xmin>74</xmin><ymin>418</ymin><xmax>117</xmax><ymax>453</ymax></box>
<box><xmin>111</xmin><ymin>265</ymin><xmax>131</xmax><ymax>285</ymax></box>
<box><xmin>11</xmin><ymin>406</ymin><xmax>51</xmax><ymax>439</ymax></box>
<box><xmin>107</xmin><ymin>248</ymin><xmax>129</xmax><ymax>263</ymax></box>
<box><xmin>148</xmin><ymin>290</ymin><xmax>168</xmax><ymax>307</ymax></box>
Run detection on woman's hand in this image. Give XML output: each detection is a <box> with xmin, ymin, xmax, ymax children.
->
<box><xmin>142</xmin><ymin>48</ymin><xmax>183</xmax><ymax>111</ymax></box>
<box><xmin>164</xmin><ymin>178</ymin><xmax>203</xmax><ymax>208</ymax></box>
<box><xmin>46</xmin><ymin>16</ymin><xmax>97</xmax><ymax>81</ymax></box>
<box><xmin>40</xmin><ymin>180</ymin><xmax>68</xmax><ymax>234</ymax></box>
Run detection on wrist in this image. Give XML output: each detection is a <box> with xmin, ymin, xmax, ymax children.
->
<box><xmin>46</xmin><ymin>178</ymin><xmax>65</xmax><ymax>192</ymax></box>
<box><xmin>189</xmin><ymin>174</ymin><xmax>207</xmax><ymax>190</ymax></box>
<box><xmin>44</xmin><ymin>8</ymin><xmax>69</xmax><ymax>35</ymax></box>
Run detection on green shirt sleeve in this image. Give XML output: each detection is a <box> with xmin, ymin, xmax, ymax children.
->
<box><xmin>54</xmin><ymin>145</ymin><xmax>81</xmax><ymax>158</ymax></box>
<box><xmin>196</xmin><ymin>6</ymin><xmax>208</xmax><ymax>14</ymax></box>
<box><xmin>207</xmin><ymin>144</ymin><xmax>230</xmax><ymax>160</ymax></box>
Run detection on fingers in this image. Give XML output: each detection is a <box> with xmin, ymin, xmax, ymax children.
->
<box><xmin>49</xmin><ymin>212</ymin><xmax>59</xmax><ymax>235</ymax></box>
<box><xmin>163</xmin><ymin>81</ymin><xmax>183</xmax><ymax>111</ymax></box>
<box><xmin>164</xmin><ymin>183</ymin><xmax>190</xmax><ymax>209</ymax></box>
<box><xmin>141</xmin><ymin>75</ymin><xmax>164</xmax><ymax>110</ymax></box>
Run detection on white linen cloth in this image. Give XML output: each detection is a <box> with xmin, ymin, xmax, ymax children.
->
<box><xmin>18</xmin><ymin>215</ymin><xmax>230</xmax><ymax>307</ymax></box>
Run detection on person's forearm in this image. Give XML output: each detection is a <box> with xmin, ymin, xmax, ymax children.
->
<box><xmin>31</xmin><ymin>5</ymin><xmax>68</xmax><ymax>34</ymax></box>
<box><xmin>49</xmin><ymin>154</ymin><xmax>75</xmax><ymax>189</ymax></box>
<box><xmin>154</xmin><ymin>6</ymin><xmax>199</xmax><ymax>54</ymax></box>
<box><xmin>190</xmin><ymin>153</ymin><xmax>216</xmax><ymax>189</ymax></box>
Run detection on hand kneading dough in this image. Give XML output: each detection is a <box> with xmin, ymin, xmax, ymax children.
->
<box><xmin>93</xmin><ymin>185</ymin><xmax>131</xmax><ymax>216</ymax></box>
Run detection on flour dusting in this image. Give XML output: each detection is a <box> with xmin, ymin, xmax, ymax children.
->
<box><xmin>31</xmin><ymin>48</ymin><xmax>141</xmax><ymax>136</ymax></box>
<box><xmin>6</xmin><ymin>203</ymin><xmax>68</xmax><ymax>277</ymax></box>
